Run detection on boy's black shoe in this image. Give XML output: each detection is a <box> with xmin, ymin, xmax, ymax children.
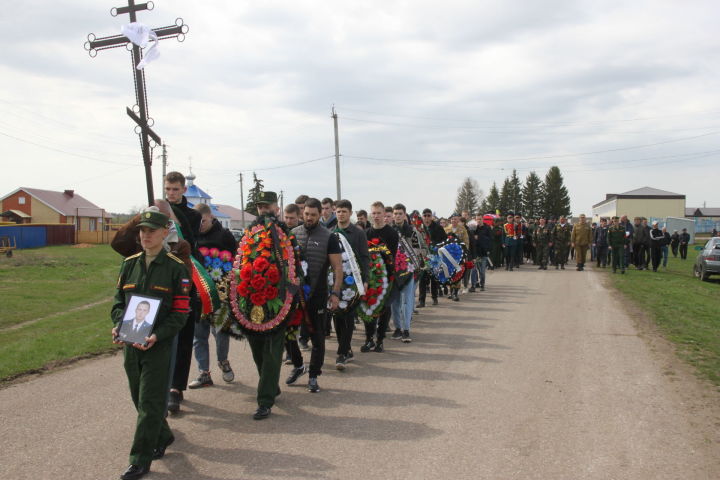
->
<box><xmin>253</xmin><ymin>406</ymin><xmax>271</xmax><ymax>420</ymax></box>
<box><xmin>360</xmin><ymin>339</ymin><xmax>375</xmax><ymax>352</ymax></box>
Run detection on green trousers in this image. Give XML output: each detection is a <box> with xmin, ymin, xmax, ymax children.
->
<box><xmin>124</xmin><ymin>342</ymin><xmax>174</xmax><ymax>467</ymax></box>
<box><xmin>536</xmin><ymin>245</ymin><xmax>549</xmax><ymax>266</ymax></box>
<box><xmin>246</xmin><ymin>327</ymin><xmax>286</xmax><ymax>408</ymax></box>
<box><xmin>575</xmin><ymin>245</ymin><xmax>589</xmax><ymax>265</ymax></box>
<box><xmin>610</xmin><ymin>247</ymin><xmax>625</xmax><ymax>271</ymax></box>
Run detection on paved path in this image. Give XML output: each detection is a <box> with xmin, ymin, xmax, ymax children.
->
<box><xmin>2</xmin><ymin>266</ymin><xmax>720</xmax><ymax>479</ymax></box>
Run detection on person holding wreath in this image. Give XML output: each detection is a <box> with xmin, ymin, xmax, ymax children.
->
<box><xmin>290</xmin><ymin>198</ymin><xmax>344</xmax><ymax>393</ymax></box>
<box><xmin>331</xmin><ymin>199</ymin><xmax>370</xmax><ymax>369</ymax></box>
<box><xmin>230</xmin><ymin>191</ymin><xmax>305</xmax><ymax>420</ymax></box>
<box><xmin>111</xmin><ymin>208</ymin><xmax>191</xmax><ymax>480</ymax></box>
<box><xmin>187</xmin><ymin>202</ymin><xmax>239</xmax><ymax>389</ymax></box>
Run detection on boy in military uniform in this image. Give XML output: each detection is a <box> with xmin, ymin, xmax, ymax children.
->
<box><xmin>111</xmin><ymin>209</ymin><xmax>191</xmax><ymax>480</ymax></box>
<box><xmin>607</xmin><ymin>216</ymin><xmax>627</xmax><ymax>274</ymax></box>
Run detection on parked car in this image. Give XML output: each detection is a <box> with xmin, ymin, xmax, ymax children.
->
<box><xmin>230</xmin><ymin>229</ymin><xmax>244</xmax><ymax>242</ymax></box>
<box><xmin>693</xmin><ymin>237</ymin><xmax>720</xmax><ymax>281</ymax></box>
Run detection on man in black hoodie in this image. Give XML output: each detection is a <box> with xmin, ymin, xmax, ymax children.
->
<box><xmin>361</xmin><ymin>201</ymin><xmax>399</xmax><ymax>353</ymax></box>
<box><xmin>331</xmin><ymin>199</ymin><xmax>370</xmax><ymax>369</ymax></box>
<box><xmin>164</xmin><ymin>171</ymin><xmax>202</xmax><ymax>413</ymax></box>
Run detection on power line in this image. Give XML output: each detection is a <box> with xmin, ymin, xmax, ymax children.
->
<box><xmin>343</xmin><ymin>129</ymin><xmax>720</xmax><ymax>166</ymax></box>
<box><xmin>341</xmin><ymin>115</ymin><xmax>720</xmax><ymax>135</ymax></box>
<box><xmin>346</xmin><ymin>148</ymin><xmax>720</xmax><ymax>169</ymax></box>
<box><xmin>338</xmin><ymin>105</ymin><xmax>720</xmax><ymax>128</ymax></box>
<box><xmin>193</xmin><ymin>155</ymin><xmax>335</xmax><ymax>174</ymax></box>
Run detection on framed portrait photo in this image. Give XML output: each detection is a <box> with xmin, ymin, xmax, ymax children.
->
<box><xmin>116</xmin><ymin>294</ymin><xmax>162</xmax><ymax>345</ymax></box>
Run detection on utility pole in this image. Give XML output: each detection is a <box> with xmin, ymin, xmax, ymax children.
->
<box><xmin>159</xmin><ymin>143</ymin><xmax>168</xmax><ymax>195</ymax></box>
<box><xmin>332</xmin><ymin>105</ymin><xmax>341</xmax><ymax>199</ymax></box>
<box><xmin>238</xmin><ymin>172</ymin><xmax>245</xmax><ymax>229</ymax></box>
<box><xmin>279</xmin><ymin>190</ymin><xmax>284</xmax><ymax>221</ymax></box>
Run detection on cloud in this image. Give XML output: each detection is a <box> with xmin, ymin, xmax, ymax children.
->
<box><xmin>1</xmin><ymin>0</ymin><xmax>719</xmax><ymax>214</ymax></box>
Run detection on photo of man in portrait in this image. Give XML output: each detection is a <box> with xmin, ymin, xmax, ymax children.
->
<box><xmin>118</xmin><ymin>299</ymin><xmax>157</xmax><ymax>345</ymax></box>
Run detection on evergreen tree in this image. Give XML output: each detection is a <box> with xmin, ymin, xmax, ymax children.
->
<box><xmin>484</xmin><ymin>182</ymin><xmax>500</xmax><ymax>213</ymax></box>
<box><xmin>507</xmin><ymin>169</ymin><xmax>523</xmax><ymax>215</ymax></box>
<box><xmin>245</xmin><ymin>172</ymin><xmax>264</xmax><ymax>216</ymax></box>
<box><xmin>454</xmin><ymin>177</ymin><xmax>483</xmax><ymax>215</ymax></box>
<box><xmin>521</xmin><ymin>171</ymin><xmax>543</xmax><ymax>219</ymax></box>
<box><xmin>498</xmin><ymin>177</ymin><xmax>512</xmax><ymax>214</ymax></box>
<box><xmin>541</xmin><ymin>166</ymin><xmax>571</xmax><ymax>218</ymax></box>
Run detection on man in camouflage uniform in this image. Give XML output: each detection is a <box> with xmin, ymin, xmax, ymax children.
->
<box><xmin>607</xmin><ymin>216</ymin><xmax>627</xmax><ymax>274</ymax></box>
<box><xmin>571</xmin><ymin>214</ymin><xmax>593</xmax><ymax>271</ymax></box>
<box><xmin>533</xmin><ymin>217</ymin><xmax>553</xmax><ymax>270</ymax></box>
<box><xmin>552</xmin><ymin>216</ymin><xmax>572</xmax><ymax>270</ymax></box>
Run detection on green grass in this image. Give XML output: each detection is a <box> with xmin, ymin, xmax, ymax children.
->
<box><xmin>0</xmin><ymin>303</ymin><xmax>121</xmax><ymax>380</ymax></box>
<box><xmin>0</xmin><ymin>245</ymin><xmax>121</xmax><ymax>328</ymax></box>
<box><xmin>608</xmin><ymin>248</ymin><xmax>720</xmax><ymax>386</ymax></box>
<box><xmin>0</xmin><ymin>245</ymin><xmax>123</xmax><ymax>380</ymax></box>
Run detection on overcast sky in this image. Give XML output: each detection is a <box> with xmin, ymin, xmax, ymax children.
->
<box><xmin>1</xmin><ymin>0</ymin><xmax>718</xmax><ymax>216</ymax></box>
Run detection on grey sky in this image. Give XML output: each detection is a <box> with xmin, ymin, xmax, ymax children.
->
<box><xmin>1</xmin><ymin>0</ymin><xmax>718</xmax><ymax>215</ymax></box>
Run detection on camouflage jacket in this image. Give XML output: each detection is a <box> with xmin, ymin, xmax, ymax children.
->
<box><xmin>552</xmin><ymin>223</ymin><xmax>572</xmax><ymax>246</ymax></box>
<box><xmin>533</xmin><ymin>225</ymin><xmax>553</xmax><ymax>245</ymax></box>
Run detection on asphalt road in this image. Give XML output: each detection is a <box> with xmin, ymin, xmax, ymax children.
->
<box><xmin>2</xmin><ymin>265</ymin><xmax>719</xmax><ymax>480</ymax></box>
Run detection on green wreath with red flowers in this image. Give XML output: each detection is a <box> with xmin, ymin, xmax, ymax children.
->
<box><xmin>358</xmin><ymin>238</ymin><xmax>394</xmax><ymax>323</ymax></box>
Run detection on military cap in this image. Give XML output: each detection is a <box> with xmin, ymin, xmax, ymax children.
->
<box><xmin>612</xmin><ymin>216</ymin><xmax>619</xmax><ymax>220</ymax></box>
<box><xmin>255</xmin><ymin>191</ymin><xmax>278</xmax><ymax>205</ymax></box>
<box><xmin>137</xmin><ymin>208</ymin><xmax>169</xmax><ymax>229</ymax></box>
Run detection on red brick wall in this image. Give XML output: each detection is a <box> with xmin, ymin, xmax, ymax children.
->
<box><xmin>1</xmin><ymin>190</ymin><xmax>31</xmax><ymax>216</ymax></box>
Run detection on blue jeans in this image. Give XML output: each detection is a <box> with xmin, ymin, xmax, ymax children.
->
<box><xmin>474</xmin><ymin>256</ymin><xmax>488</xmax><ymax>287</ymax></box>
<box><xmin>193</xmin><ymin>320</ymin><xmax>230</xmax><ymax>372</ymax></box>
<box><xmin>391</xmin><ymin>277</ymin><xmax>415</xmax><ymax>331</ymax></box>
<box><xmin>661</xmin><ymin>245</ymin><xmax>669</xmax><ymax>267</ymax></box>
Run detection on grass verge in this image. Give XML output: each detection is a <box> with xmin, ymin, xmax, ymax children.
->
<box><xmin>0</xmin><ymin>245</ymin><xmax>121</xmax><ymax>329</ymax></box>
<box><xmin>607</xmin><ymin>248</ymin><xmax>720</xmax><ymax>386</ymax></box>
<box><xmin>0</xmin><ymin>245</ymin><xmax>123</xmax><ymax>381</ymax></box>
<box><xmin>0</xmin><ymin>301</ymin><xmax>121</xmax><ymax>380</ymax></box>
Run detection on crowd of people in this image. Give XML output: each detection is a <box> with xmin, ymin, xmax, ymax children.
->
<box><xmin>106</xmin><ymin>171</ymin><xmax>695</xmax><ymax>480</ymax></box>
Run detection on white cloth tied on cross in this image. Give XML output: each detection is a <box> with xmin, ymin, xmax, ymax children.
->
<box><xmin>121</xmin><ymin>22</ymin><xmax>160</xmax><ymax>69</ymax></box>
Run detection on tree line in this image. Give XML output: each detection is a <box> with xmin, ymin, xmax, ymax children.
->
<box><xmin>455</xmin><ymin>166</ymin><xmax>572</xmax><ymax>219</ymax></box>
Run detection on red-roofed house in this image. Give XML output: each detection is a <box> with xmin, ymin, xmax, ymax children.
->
<box><xmin>215</xmin><ymin>203</ymin><xmax>256</xmax><ymax>230</ymax></box>
<box><xmin>1</xmin><ymin>187</ymin><xmax>110</xmax><ymax>242</ymax></box>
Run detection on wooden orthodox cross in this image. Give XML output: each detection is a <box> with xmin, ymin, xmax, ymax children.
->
<box><xmin>84</xmin><ymin>1</ymin><xmax>189</xmax><ymax>205</ymax></box>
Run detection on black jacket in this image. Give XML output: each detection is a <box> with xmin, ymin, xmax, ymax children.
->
<box><xmin>473</xmin><ymin>224</ymin><xmax>492</xmax><ymax>256</ymax></box>
<box><xmin>337</xmin><ymin>223</ymin><xmax>370</xmax><ymax>283</ymax></box>
<box><xmin>391</xmin><ymin>221</ymin><xmax>414</xmax><ymax>239</ymax></box>
<box><xmin>197</xmin><ymin>218</ymin><xmax>238</xmax><ymax>253</ymax></box>
<box><xmin>594</xmin><ymin>226</ymin><xmax>609</xmax><ymax>247</ymax></box>
<box><xmin>171</xmin><ymin>196</ymin><xmax>202</xmax><ymax>260</ymax></box>
<box><xmin>425</xmin><ymin>221</ymin><xmax>447</xmax><ymax>245</ymax></box>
